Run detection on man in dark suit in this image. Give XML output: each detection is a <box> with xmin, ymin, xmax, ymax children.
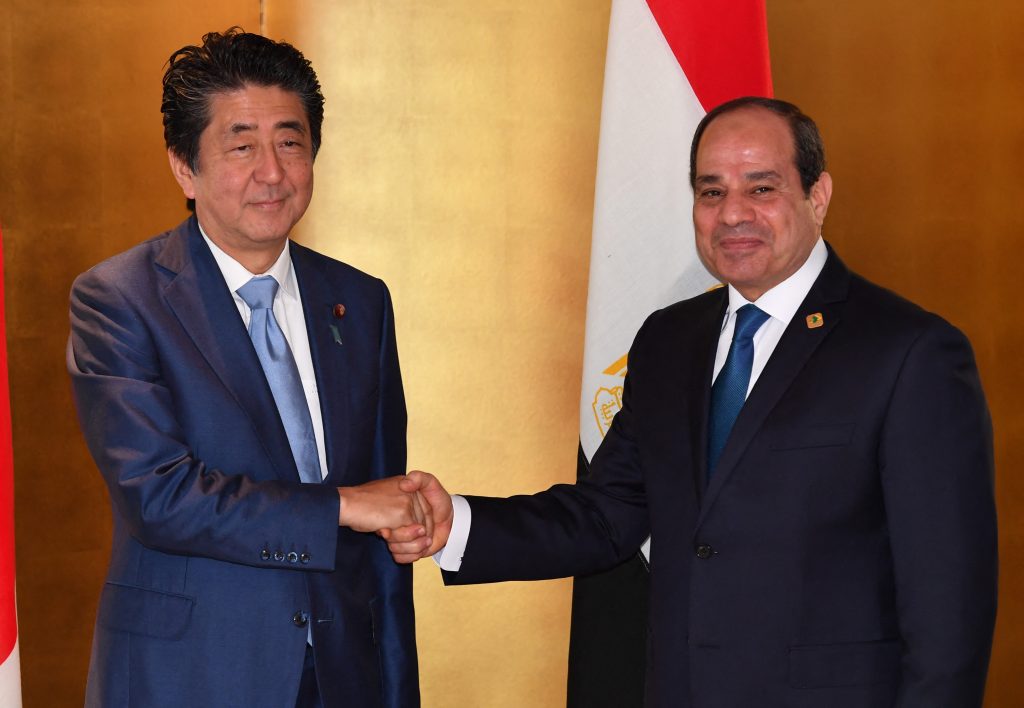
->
<box><xmin>68</xmin><ymin>29</ymin><xmax>425</xmax><ymax>708</ymax></box>
<box><xmin>385</xmin><ymin>97</ymin><xmax>998</xmax><ymax>707</ymax></box>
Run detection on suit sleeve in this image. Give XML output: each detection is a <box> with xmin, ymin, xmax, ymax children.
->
<box><xmin>67</xmin><ymin>267</ymin><xmax>341</xmax><ymax>571</ymax></box>
<box><xmin>446</xmin><ymin>318</ymin><xmax>655</xmax><ymax>585</ymax></box>
<box><xmin>363</xmin><ymin>282</ymin><xmax>419</xmax><ymax>708</ymax></box>
<box><xmin>881</xmin><ymin>318</ymin><xmax>997</xmax><ymax>707</ymax></box>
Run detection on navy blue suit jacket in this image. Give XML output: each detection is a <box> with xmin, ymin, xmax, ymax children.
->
<box><xmin>68</xmin><ymin>218</ymin><xmax>417</xmax><ymax>707</ymax></box>
<box><xmin>448</xmin><ymin>249</ymin><xmax>997</xmax><ymax>708</ymax></box>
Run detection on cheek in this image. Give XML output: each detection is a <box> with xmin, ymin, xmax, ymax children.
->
<box><xmin>693</xmin><ymin>230</ymin><xmax>713</xmax><ymax>259</ymax></box>
<box><xmin>296</xmin><ymin>167</ymin><xmax>315</xmax><ymax>194</ymax></box>
<box><xmin>693</xmin><ymin>212</ymin><xmax>714</xmax><ymax>243</ymax></box>
<box><xmin>207</xmin><ymin>171</ymin><xmax>247</xmax><ymax>200</ymax></box>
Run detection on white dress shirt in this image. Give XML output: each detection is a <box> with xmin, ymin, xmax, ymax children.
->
<box><xmin>712</xmin><ymin>237</ymin><xmax>828</xmax><ymax>394</ymax></box>
<box><xmin>436</xmin><ymin>239</ymin><xmax>829</xmax><ymax>571</ymax></box>
<box><xmin>200</xmin><ymin>227</ymin><xmax>329</xmax><ymax>481</ymax></box>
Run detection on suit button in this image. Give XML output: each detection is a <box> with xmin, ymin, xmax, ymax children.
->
<box><xmin>695</xmin><ymin>544</ymin><xmax>715</xmax><ymax>560</ymax></box>
<box><xmin>293</xmin><ymin>611</ymin><xmax>308</xmax><ymax>628</ymax></box>
<box><xmin>260</xmin><ymin>548</ymin><xmax>271</xmax><ymax>561</ymax></box>
<box><xmin>286</xmin><ymin>551</ymin><xmax>299</xmax><ymax>564</ymax></box>
<box><xmin>273</xmin><ymin>550</ymin><xmax>285</xmax><ymax>561</ymax></box>
<box><xmin>300</xmin><ymin>552</ymin><xmax>311</xmax><ymax>564</ymax></box>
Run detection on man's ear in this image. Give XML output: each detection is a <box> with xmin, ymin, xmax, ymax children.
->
<box><xmin>809</xmin><ymin>171</ymin><xmax>832</xmax><ymax>228</ymax></box>
<box><xmin>168</xmin><ymin>148</ymin><xmax>196</xmax><ymax>199</ymax></box>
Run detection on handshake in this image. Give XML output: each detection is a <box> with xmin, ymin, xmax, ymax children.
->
<box><xmin>337</xmin><ymin>471</ymin><xmax>454</xmax><ymax>564</ymax></box>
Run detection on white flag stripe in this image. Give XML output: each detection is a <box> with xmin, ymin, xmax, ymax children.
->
<box><xmin>580</xmin><ymin>0</ymin><xmax>716</xmax><ymax>461</ymax></box>
<box><xmin>0</xmin><ymin>641</ymin><xmax>22</xmax><ymax>706</ymax></box>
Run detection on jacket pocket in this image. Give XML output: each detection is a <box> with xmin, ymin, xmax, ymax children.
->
<box><xmin>97</xmin><ymin>581</ymin><xmax>194</xmax><ymax>640</ymax></box>
<box><xmin>788</xmin><ymin>639</ymin><xmax>901</xmax><ymax>688</ymax></box>
<box><xmin>770</xmin><ymin>423</ymin><xmax>853</xmax><ymax>450</ymax></box>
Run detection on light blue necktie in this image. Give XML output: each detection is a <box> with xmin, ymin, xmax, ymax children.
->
<box><xmin>707</xmin><ymin>304</ymin><xmax>770</xmax><ymax>479</ymax></box>
<box><xmin>237</xmin><ymin>276</ymin><xmax>321</xmax><ymax>484</ymax></box>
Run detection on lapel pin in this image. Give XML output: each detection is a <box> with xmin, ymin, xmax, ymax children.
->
<box><xmin>805</xmin><ymin>312</ymin><xmax>824</xmax><ymax>329</ymax></box>
<box><xmin>329</xmin><ymin>324</ymin><xmax>343</xmax><ymax>346</ymax></box>
<box><xmin>333</xmin><ymin>304</ymin><xmax>346</xmax><ymax>318</ymax></box>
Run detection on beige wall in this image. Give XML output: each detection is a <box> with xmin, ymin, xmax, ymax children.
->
<box><xmin>0</xmin><ymin>1</ymin><xmax>1020</xmax><ymax>706</ymax></box>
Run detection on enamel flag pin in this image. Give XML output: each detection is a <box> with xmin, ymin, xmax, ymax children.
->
<box><xmin>806</xmin><ymin>312</ymin><xmax>824</xmax><ymax>329</ymax></box>
<box><xmin>330</xmin><ymin>304</ymin><xmax>345</xmax><ymax>345</ymax></box>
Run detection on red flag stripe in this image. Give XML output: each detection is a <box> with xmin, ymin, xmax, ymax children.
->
<box><xmin>0</xmin><ymin>225</ymin><xmax>15</xmax><ymax>663</ymax></box>
<box><xmin>646</xmin><ymin>0</ymin><xmax>773</xmax><ymax>111</ymax></box>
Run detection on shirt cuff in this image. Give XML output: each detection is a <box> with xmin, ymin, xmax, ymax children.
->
<box><xmin>433</xmin><ymin>494</ymin><xmax>471</xmax><ymax>571</ymax></box>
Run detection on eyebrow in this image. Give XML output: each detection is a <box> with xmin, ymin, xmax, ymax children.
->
<box><xmin>694</xmin><ymin>174</ymin><xmax>722</xmax><ymax>187</ymax></box>
<box><xmin>276</xmin><ymin>120</ymin><xmax>308</xmax><ymax>134</ymax></box>
<box><xmin>228</xmin><ymin>120</ymin><xmax>308</xmax><ymax>135</ymax></box>
<box><xmin>746</xmin><ymin>170</ymin><xmax>782</xmax><ymax>181</ymax></box>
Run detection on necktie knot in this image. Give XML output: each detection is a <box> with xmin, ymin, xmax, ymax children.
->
<box><xmin>733</xmin><ymin>304</ymin><xmax>769</xmax><ymax>343</ymax></box>
<box><xmin>237</xmin><ymin>277</ymin><xmax>279</xmax><ymax>311</ymax></box>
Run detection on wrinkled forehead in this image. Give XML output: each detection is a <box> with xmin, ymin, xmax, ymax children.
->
<box><xmin>695</xmin><ymin>108</ymin><xmax>795</xmax><ymax>173</ymax></box>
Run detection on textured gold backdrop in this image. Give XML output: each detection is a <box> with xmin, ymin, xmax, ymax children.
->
<box><xmin>0</xmin><ymin>2</ymin><xmax>263</xmax><ymax>704</ymax></box>
<box><xmin>265</xmin><ymin>3</ymin><xmax>610</xmax><ymax>704</ymax></box>
<box><xmin>0</xmin><ymin>1</ymin><xmax>1020</xmax><ymax>706</ymax></box>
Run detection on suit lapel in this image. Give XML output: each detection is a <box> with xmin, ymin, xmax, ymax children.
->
<box><xmin>696</xmin><ymin>250</ymin><xmax>850</xmax><ymax>527</ymax></box>
<box><xmin>291</xmin><ymin>243</ymin><xmax>350</xmax><ymax>486</ymax></box>
<box><xmin>157</xmin><ymin>218</ymin><xmax>301</xmax><ymax>482</ymax></box>
<box><xmin>636</xmin><ymin>292</ymin><xmax>723</xmax><ymax>519</ymax></box>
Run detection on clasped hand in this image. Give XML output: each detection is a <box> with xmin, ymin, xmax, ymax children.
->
<box><xmin>338</xmin><ymin>471</ymin><xmax>453</xmax><ymax>563</ymax></box>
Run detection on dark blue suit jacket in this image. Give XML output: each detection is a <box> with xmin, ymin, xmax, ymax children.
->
<box><xmin>68</xmin><ymin>218</ymin><xmax>417</xmax><ymax>707</ymax></box>
<box><xmin>448</xmin><ymin>249</ymin><xmax>997</xmax><ymax>708</ymax></box>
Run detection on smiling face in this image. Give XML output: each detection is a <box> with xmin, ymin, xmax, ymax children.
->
<box><xmin>169</xmin><ymin>84</ymin><xmax>314</xmax><ymax>273</ymax></box>
<box><xmin>692</xmin><ymin>107</ymin><xmax>832</xmax><ymax>301</ymax></box>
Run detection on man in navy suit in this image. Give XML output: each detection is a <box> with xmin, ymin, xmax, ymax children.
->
<box><xmin>68</xmin><ymin>29</ymin><xmax>425</xmax><ymax>707</ymax></box>
<box><xmin>386</xmin><ymin>97</ymin><xmax>998</xmax><ymax>707</ymax></box>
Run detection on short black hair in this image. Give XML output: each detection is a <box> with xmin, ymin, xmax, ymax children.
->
<box><xmin>161</xmin><ymin>27</ymin><xmax>325</xmax><ymax>174</ymax></box>
<box><xmin>689</xmin><ymin>96</ymin><xmax>826</xmax><ymax>196</ymax></box>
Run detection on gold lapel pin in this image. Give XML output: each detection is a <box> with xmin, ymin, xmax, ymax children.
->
<box><xmin>805</xmin><ymin>312</ymin><xmax>824</xmax><ymax>329</ymax></box>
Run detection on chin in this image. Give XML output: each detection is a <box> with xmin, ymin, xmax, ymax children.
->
<box><xmin>248</xmin><ymin>218</ymin><xmax>295</xmax><ymax>241</ymax></box>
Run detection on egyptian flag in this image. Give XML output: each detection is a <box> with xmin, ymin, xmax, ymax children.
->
<box><xmin>0</xmin><ymin>226</ymin><xmax>22</xmax><ymax>707</ymax></box>
<box><xmin>569</xmin><ymin>1</ymin><xmax>772</xmax><ymax>705</ymax></box>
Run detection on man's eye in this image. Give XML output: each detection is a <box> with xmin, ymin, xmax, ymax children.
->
<box><xmin>700</xmin><ymin>190</ymin><xmax>722</xmax><ymax>199</ymax></box>
<box><xmin>233</xmin><ymin>144</ymin><xmax>252</xmax><ymax>153</ymax></box>
<box><xmin>753</xmin><ymin>186</ymin><xmax>773</xmax><ymax>194</ymax></box>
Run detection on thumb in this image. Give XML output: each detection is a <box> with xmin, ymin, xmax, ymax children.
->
<box><xmin>399</xmin><ymin>471</ymin><xmax>426</xmax><ymax>492</ymax></box>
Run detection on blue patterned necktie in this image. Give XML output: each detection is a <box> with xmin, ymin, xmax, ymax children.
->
<box><xmin>237</xmin><ymin>277</ymin><xmax>321</xmax><ymax>484</ymax></box>
<box><xmin>707</xmin><ymin>304</ymin><xmax>770</xmax><ymax>479</ymax></box>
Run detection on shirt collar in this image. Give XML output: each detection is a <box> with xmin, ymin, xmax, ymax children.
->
<box><xmin>723</xmin><ymin>237</ymin><xmax>828</xmax><ymax>328</ymax></box>
<box><xmin>198</xmin><ymin>222</ymin><xmax>298</xmax><ymax>300</ymax></box>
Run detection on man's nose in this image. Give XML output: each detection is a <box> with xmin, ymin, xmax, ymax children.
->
<box><xmin>719</xmin><ymin>192</ymin><xmax>754</xmax><ymax>225</ymax></box>
<box><xmin>253</xmin><ymin>146</ymin><xmax>285</xmax><ymax>184</ymax></box>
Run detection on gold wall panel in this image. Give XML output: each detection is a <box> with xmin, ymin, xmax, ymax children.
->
<box><xmin>1</xmin><ymin>0</ymin><xmax>1020</xmax><ymax>705</ymax></box>
<box><xmin>768</xmin><ymin>3</ymin><xmax>1023</xmax><ymax>706</ymax></box>
<box><xmin>0</xmin><ymin>3</ymin><xmax>261</xmax><ymax>705</ymax></box>
<box><xmin>266</xmin><ymin>2</ymin><xmax>610</xmax><ymax>706</ymax></box>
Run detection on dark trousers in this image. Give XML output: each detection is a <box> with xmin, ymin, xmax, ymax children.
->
<box><xmin>295</xmin><ymin>644</ymin><xmax>323</xmax><ymax>708</ymax></box>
